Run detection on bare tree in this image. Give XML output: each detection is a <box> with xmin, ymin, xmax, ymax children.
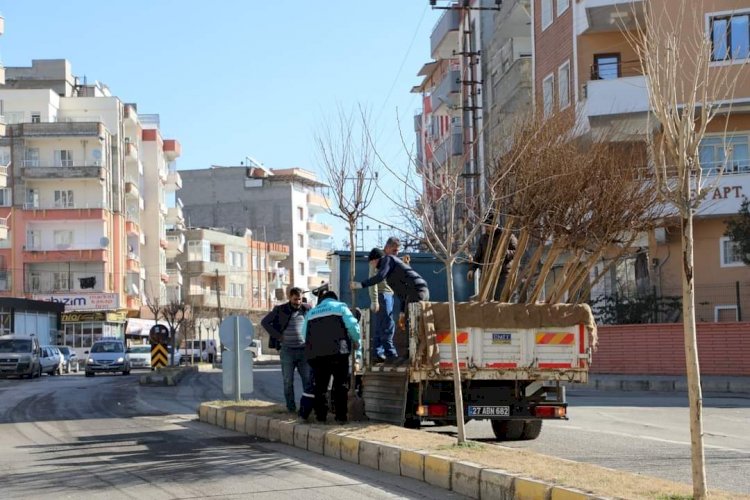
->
<box><xmin>162</xmin><ymin>300</ymin><xmax>189</xmax><ymax>366</ymax></box>
<box><xmin>623</xmin><ymin>3</ymin><xmax>745</xmax><ymax>497</ymax></box>
<box><xmin>315</xmin><ymin>104</ymin><xmax>378</xmax><ymax>421</ymax></box>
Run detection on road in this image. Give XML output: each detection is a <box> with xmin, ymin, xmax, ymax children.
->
<box><xmin>252</xmin><ymin>364</ymin><xmax>750</xmax><ymax>495</ymax></box>
<box><xmin>0</xmin><ymin>370</ymin><xmax>464</xmax><ymax>500</ymax></box>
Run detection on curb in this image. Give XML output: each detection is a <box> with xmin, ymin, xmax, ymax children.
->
<box><xmin>197</xmin><ymin>403</ymin><xmax>606</xmax><ymax>499</ymax></box>
<box><xmin>139</xmin><ymin>366</ymin><xmax>197</xmax><ymax>386</ymax></box>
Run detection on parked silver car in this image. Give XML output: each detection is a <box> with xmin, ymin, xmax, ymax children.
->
<box><xmin>40</xmin><ymin>346</ymin><xmax>63</xmax><ymax>376</ymax></box>
<box><xmin>55</xmin><ymin>346</ymin><xmax>79</xmax><ymax>373</ymax></box>
<box><xmin>126</xmin><ymin>345</ymin><xmax>151</xmax><ymax>369</ymax></box>
<box><xmin>85</xmin><ymin>339</ymin><xmax>130</xmax><ymax>377</ymax></box>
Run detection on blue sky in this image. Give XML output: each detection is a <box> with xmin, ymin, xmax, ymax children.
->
<box><xmin>0</xmin><ymin>1</ymin><xmax>440</xmax><ymax>250</ymax></box>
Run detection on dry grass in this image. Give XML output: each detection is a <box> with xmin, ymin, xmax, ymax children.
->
<box><xmin>206</xmin><ymin>401</ymin><xmax>748</xmax><ymax>500</ymax></box>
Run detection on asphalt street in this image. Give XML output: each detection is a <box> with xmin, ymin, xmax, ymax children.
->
<box><xmin>0</xmin><ymin>370</ymin><xmax>465</xmax><ymax>500</ymax></box>
<box><xmin>253</xmin><ymin>364</ymin><xmax>750</xmax><ymax>495</ymax></box>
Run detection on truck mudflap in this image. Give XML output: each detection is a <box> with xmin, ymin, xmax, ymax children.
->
<box><xmin>361</xmin><ymin>371</ymin><xmax>409</xmax><ymax>426</ymax></box>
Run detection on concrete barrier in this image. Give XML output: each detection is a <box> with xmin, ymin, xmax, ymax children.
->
<box><xmin>267</xmin><ymin>418</ymin><xmax>281</xmax><ymax>441</ymax></box>
<box><xmin>514</xmin><ymin>477</ymin><xmax>552</xmax><ymax>500</ymax></box>
<box><xmin>199</xmin><ymin>405</ymin><xmax>209</xmax><ymax>422</ymax></box>
<box><xmin>225</xmin><ymin>410</ymin><xmax>237</xmax><ymax>430</ymax></box>
<box><xmin>424</xmin><ymin>454</ymin><xmax>453</xmax><ymax>490</ymax></box>
<box><xmin>234</xmin><ymin>411</ymin><xmax>247</xmax><ymax>433</ymax></box>
<box><xmin>324</xmin><ymin>432</ymin><xmax>342</xmax><ymax>459</ymax></box>
<box><xmin>550</xmin><ymin>485</ymin><xmax>603</xmax><ymax>499</ymax></box>
<box><xmin>378</xmin><ymin>443</ymin><xmax>401</xmax><ymax>475</ymax></box>
<box><xmin>452</xmin><ymin>460</ymin><xmax>484</xmax><ymax>499</ymax></box>
<box><xmin>255</xmin><ymin>416</ymin><xmax>270</xmax><ymax>439</ymax></box>
<box><xmin>400</xmin><ymin>449</ymin><xmax>426</xmax><ymax>481</ymax></box>
<box><xmin>359</xmin><ymin>440</ymin><xmax>380</xmax><ymax>470</ymax></box>
<box><xmin>206</xmin><ymin>406</ymin><xmax>218</xmax><ymax>425</ymax></box>
<box><xmin>480</xmin><ymin>469</ymin><xmax>515</xmax><ymax>500</ymax></box>
<box><xmin>244</xmin><ymin>413</ymin><xmax>258</xmax><ymax>436</ymax></box>
<box><xmin>340</xmin><ymin>435</ymin><xmax>360</xmax><ymax>464</ymax></box>
<box><xmin>216</xmin><ymin>408</ymin><xmax>226</xmax><ymax>428</ymax></box>
<box><xmin>307</xmin><ymin>427</ymin><xmax>326</xmax><ymax>454</ymax></box>
<box><xmin>294</xmin><ymin>424</ymin><xmax>309</xmax><ymax>450</ymax></box>
<box><xmin>279</xmin><ymin>421</ymin><xmax>296</xmax><ymax>445</ymax></box>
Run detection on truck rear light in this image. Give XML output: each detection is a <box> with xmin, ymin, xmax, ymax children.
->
<box><xmin>416</xmin><ymin>404</ymin><xmax>449</xmax><ymax>417</ymax></box>
<box><xmin>534</xmin><ymin>406</ymin><xmax>566</xmax><ymax>418</ymax></box>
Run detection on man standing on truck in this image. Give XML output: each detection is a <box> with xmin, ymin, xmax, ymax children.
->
<box><xmin>351</xmin><ymin>244</ymin><xmax>429</xmax><ymax>362</ymax></box>
<box><xmin>261</xmin><ymin>287</ymin><xmax>313</xmax><ymax>415</ymax></box>
<box><xmin>302</xmin><ymin>290</ymin><xmax>361</xmax><ymax>424</ymax></box>
<box><xmin>367</xmin><ymin>247</ymin><xmax>397</xmax><ymax>363</ymax></box>
<box><xmin>468</xmin><ymin>212</ymin><xmax>518</xmax><ymax>301</ymax></box>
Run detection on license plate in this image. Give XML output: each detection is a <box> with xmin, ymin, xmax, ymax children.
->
<box><xmin>467</xmin><ymin>405</ymin><xmax>510</xmax><ymax>417</ymax></box>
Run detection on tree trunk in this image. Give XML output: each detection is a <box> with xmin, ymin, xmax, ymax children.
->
<box><xmin>681</xmin><ymin>210</ymin><xmax>707</xmax><ymax>499</ymax></box>
<box><xmin>445</xmin><ymin>261</ymin><xmax>467</xmax><ymax>444</ymax></box>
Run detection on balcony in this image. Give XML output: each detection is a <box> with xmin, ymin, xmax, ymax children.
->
<box><xmin>185</xmin><ymin>259</ymin><xmax>228</xmax><ymax>276</ymax></box>
<box><xmin>22</xmin><ymin>163</ymin><xmax>106</xmax><ymax>180</ymax></box>
<box><xmin>431</xmin><ymin>127</ymin><xmax>464</xmax><ymax>166</ymax></box>
<box><xmin>306</xmin><ymin>220</ymin><xmax>333</xmax><ymax>239</ymax></box>
<box><xmin>126</xmin><ymin>296</ymin><xmax>141</xmax><ymax>310</ymax></box>
<box><xmin>124</xmin><ymin>103</ymin><xmax>138</xmax><ymax>125</ymax></box>
<box><xmin>23</xmin><ymin>247</ymin><xmax>108</xmax><ymax>263</ymax></box>
<box><xmin>163</xmin><ymin>139</ymin><xmax>181</xmax><ymax>160</ymax></box>
<box><xmin>166</xmin><ymin>169</ymin><xmax>182</xmax><ymax>191</ymax></box>
<box><xmin>0</xmin><ymin>114</ymin><xmax>5</xmax><ymax>136</ymax></box>
<box><xmin>577</xmin><ymin>0</ymin><xmax>645</xmax><ymax>35</ymax></box>
<box><xmin>0</xmin><ymin>165</ymin><xmax>7</xmax><ymax>188</ymax></box>
<box><xmin>167</xmin><ymin>268</ymin><xmax>183</xmax><ymax>287</ymax></box>
<box><xmin>430</xmin><ymin>70</ymin><xmax>460</xmax><ymax>114</ymax></box>
<box><xmin>166</xmin><ymin>204</ymin><xmax>184</xmax><ymax>228</ymax></box>
<box><xmin>125</xmin><ymin>179</ymin><xmax>140</xmax><ymax>198</ymax></box>
<box><xmin>125</xmin><ymin>219</ymin><xmax>140</xmax><ymax>236</ymax></box>
<box><xmin>188</xmin><ymin>290</ymin><xmax>248</xmax><ymax>310</ymax></box>
<box><xmin>308</xmin><ymin>247</ymin><xmax>328</xmax><ymax>263</ymax></box>
<box><xmin>166</xmin><ymin>233</ymin><xmax>185</xmax><ymax>258</ymax></box>
<box><xmin>586</xmin><ymin>73</ymin><xmax>649</xmax><ymax>120</ymax></box>
<box><xmin>266</xmin><ymin>242</ymin><xmax>289</xmax><ymax>260</ymax></box>
<box><xmin>126</xmin><ymin>254</ymin><xmax>140</xmax><ymax>273</ymax></box>
<box><xmin>430</xmin><ymin>8</ymin><xmax>460</xmax><ymax>60</ymax></box>
<box><xmin>22</xmin><ymin>203</ymin><xmax>107</xmax><ymax>220</ymax></box>
<box><xmin>307</xmin><ymin>191</ymin><xmax>330</xmax><ymax>215</ymax></box>
<box><xmin>414</xmin><ymin>112</ymin><xmax>423</xmax><ymax>133</ymax></box>
<box><xmin>0</xmin><ymin>217</ymin><xmax>7</xmax><ymax>240</ymax></box>
<box><xmin>124</xmin><ymin>141</ymin><xmax>138</xmax><ymax>161</ymax></box>
<box><xmin>13</xmin><ymin>121</ymin><xmax>105</xmax><ymax>138</ymax></box>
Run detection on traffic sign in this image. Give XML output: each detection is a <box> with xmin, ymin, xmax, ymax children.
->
<box><xmin>149</xmin><ymin>324</ymin><xmax>169</xmax><ymax>345</ymax></box>
<box><xmin>151</xmin><ymin>343</ymin><xmax>168</xmax><ymax>369</ymax></box>
<box><xmin>219</xmin><ymin>315</ymin><xmax>254</xmax><ymax>400</ymax></box>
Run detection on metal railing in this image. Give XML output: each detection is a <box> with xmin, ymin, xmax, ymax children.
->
<box><xmin>590</xmin><ymin>59</ymin><xmax>643</xmax><ymax>80</ymax></box>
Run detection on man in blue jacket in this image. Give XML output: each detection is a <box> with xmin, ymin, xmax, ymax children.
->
<box><xmin>302</xmin><ymin>290</ymin><xmax>361</xmax><ymax>424</ymax></box>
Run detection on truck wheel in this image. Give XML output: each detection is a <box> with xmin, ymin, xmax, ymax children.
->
<box><xmin>491</xmin><ymin>420</ymin><xmax>524</xmax><ymax>441</ymax></box>
<box><xmin>520</xmin><ymin>419</ymin><xmax>543</xmax><ymax>440</ymax></box>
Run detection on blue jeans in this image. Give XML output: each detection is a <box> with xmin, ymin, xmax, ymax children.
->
<box><xmin>373</xmin><ymin>293</ymin><xmax>397</xmax><ymax>359</ymax></box>
<box><xmin>280</xmin><ymin>346</ymin><xmax>313</xmax><ymax>412</ymax></box>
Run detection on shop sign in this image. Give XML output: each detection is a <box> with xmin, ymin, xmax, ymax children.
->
<box><xmin>33</xmin><ymin>293</ymin><xmax>119</xmax><ymax>311</ymax></box>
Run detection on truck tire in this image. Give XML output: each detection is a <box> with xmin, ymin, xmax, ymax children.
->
<box><xmin>520</xmin><ymin>419</ymin><xmax>543</xmax><ymax>440</ymax></box>
<box><xmin>491</xmin><ymin>420</ymin><xmax>524</xmax><ymax>441</ymax></box>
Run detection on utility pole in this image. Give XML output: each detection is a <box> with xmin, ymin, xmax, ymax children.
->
<box><xmin>214</xmin><ymin>268</ymin><xmax>223</xmax><ymax>323</ymax></box>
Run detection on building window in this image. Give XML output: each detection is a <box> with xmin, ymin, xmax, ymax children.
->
<box><xmin>24</xmin><ymin>148</ymin><xmax>40</xmax><ymax>167</ymax></box>
<box><xmin>26</xmin><ymin>230</ymin><xmax>41</xmax><ymax>250</ymax></box>
<box><xmin>54</xmin><ymin>230</ymin><xmax>74</xmax><ymax>248</ymax></box>
<box><xmin>558</xmin><ymin>61</ymin><xmax>570</xmax><ymax>109</ymax></box>
<box><xmin>54</xmin><ymin>150</ymin><xmax>74</xmax><ymax>167</ymax></box>
<box><xmin>542</xmin><ymin>73</ymin><xmax>555</xmax><ymax>117</ymax></box>
<box><xmin>298</xmin><ymin>206</ymin><xmax>304</xmax><ymax>221</ymax></box>
<box><xmin>710</xmin><ymin>12</ymin><xmax>750</xmax><ymax>61</ymax></box>
<box><xmin>54</xmin><ymin>190</ymin><xmax>74</xmax><ymax>208</ymax></box>
<box><xmin>31</xmin><ymin>112</ymin><xmax>41</xmax><ymax>123</ymax></box>
<box><xmin>29</xmin><ymin>272</ymin><xmax>41</xmax><ymax>292</ymax></box>
<box><xmin>715</xmin><ymin>305</ymin><xmax>738</xmax><ymax>322</ymax></box>
<box><xmin>298</xmin><ymin>233</ymin><xmax>304</xmax><ymax>247</ymax></box>
<box><xmin>0</xmin><ymin>188</ymin><xmax>11</xmax><ymax>207</ymax></box>
<box><xmin>720</xmin><ymin>236</ymin><xmax>745</xmax><ymax>267</ymax></box>
<box><xmin>187</xmin><ymin>240</ymin><xmax>210</xmax><ymax>262</ymax></box>
<box><xmin>299</xmin><ymin>262</ymin><xmax>305</xmax><ymax>276</ymax></box>
<box><xmin>557</xmin><ymin>0</ymin><xmax>569</xmax><ymax>16</ymax></box>
<box><xmin>53</xmin><ymin>272</ymin><xmax>70</xmax><ymax>291</ymax></box>
<box><xmin>0</xmin><ymin>147</ymin><xmax>10</xmax><ymax>167</ymax></box>
<box><xmin>541</xmin><ymin>0</ymin><xmax>553</xmax><ymax>30</ymax></box>
<box><xmin>699</xmin><ymin>135</ymin><xmax>750</xmax><ymax>174</ymax></box>
<box><xmin>592</xmin><ymin>53</ymin><xmax>621</xmax><ymax>80</ymax></box>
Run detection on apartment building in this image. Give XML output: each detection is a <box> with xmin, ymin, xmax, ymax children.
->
<box><xmin>532</xmin><ymin>0</ymin><xmax>750</xmax><ymax>321</ymax></box>
<box><xmin>179</xmin><ymin>165</ymin><xmax>332</xmax><ymax>295</ymax></box>
<box><xmin>0</xmin><ymin>59</ymin><xmax>181</xmax><ymax>350</ymax></box>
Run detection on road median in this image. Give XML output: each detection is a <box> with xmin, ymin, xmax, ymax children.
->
<box><xmin>197</xmin><ymin>400</ymin><xmax>746</xmax><ymax>499</ymax></box>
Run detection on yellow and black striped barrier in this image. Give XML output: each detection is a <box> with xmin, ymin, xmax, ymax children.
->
<box><xmin>151</xmin><ymin>343</ymin><xmax>168</xmax><ymax>369</ymax></box>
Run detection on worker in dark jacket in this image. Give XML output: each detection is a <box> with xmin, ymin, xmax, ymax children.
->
<box><xmin>261</xmin><ymin>287</ymin><xmax>312</xmax><ymax>414</ymax></box>
<box><xmin>468</xmin><ymin>213</ymin><xmax>518</xmax><ymax>301</ymax></box>
<box><xmin>351</xmin><ymin>251</ymin><xmax>429</xmax><ymax>361</ymax></box>
<box><xmin>302</xmin><ymin>290</ymin><xmax>361</xmax><ymax>424</ymax></box>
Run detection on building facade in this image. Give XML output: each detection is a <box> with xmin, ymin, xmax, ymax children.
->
<box><xmin>179</xmin><ymin>165</ymin><xmax>332</xmax><ymax>294</ymax></box>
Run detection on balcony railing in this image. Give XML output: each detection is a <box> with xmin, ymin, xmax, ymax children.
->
<box><xmin>430</xmin><ymin>8</ymin><xmax>460</xmax><ymax>60</ymax></box>
<box><xmin>23</xmin><ymin>201</ymin><xmax>106</xmax><ymax>210</ymax></box>
<box><xmin>590</xmin><ymin>59</ymin><xmax>642</xmax><ymax>80</ymax></box>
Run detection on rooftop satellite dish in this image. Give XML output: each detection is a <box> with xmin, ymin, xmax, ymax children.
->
<box><xmin>92</xmin><ymin>149</ymin><xmax>102</xmax><ymax>160</ymax></box>
<box><xmin>100</xmin><ymin>236</ymin><xmax>110</xmax><ymax>248</ymax></box>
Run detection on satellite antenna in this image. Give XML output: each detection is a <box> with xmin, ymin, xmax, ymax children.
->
<box><xmin>100</xmin><ymin>236</ymin><xmax>110</xmax><ymax>248</ymax></box>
